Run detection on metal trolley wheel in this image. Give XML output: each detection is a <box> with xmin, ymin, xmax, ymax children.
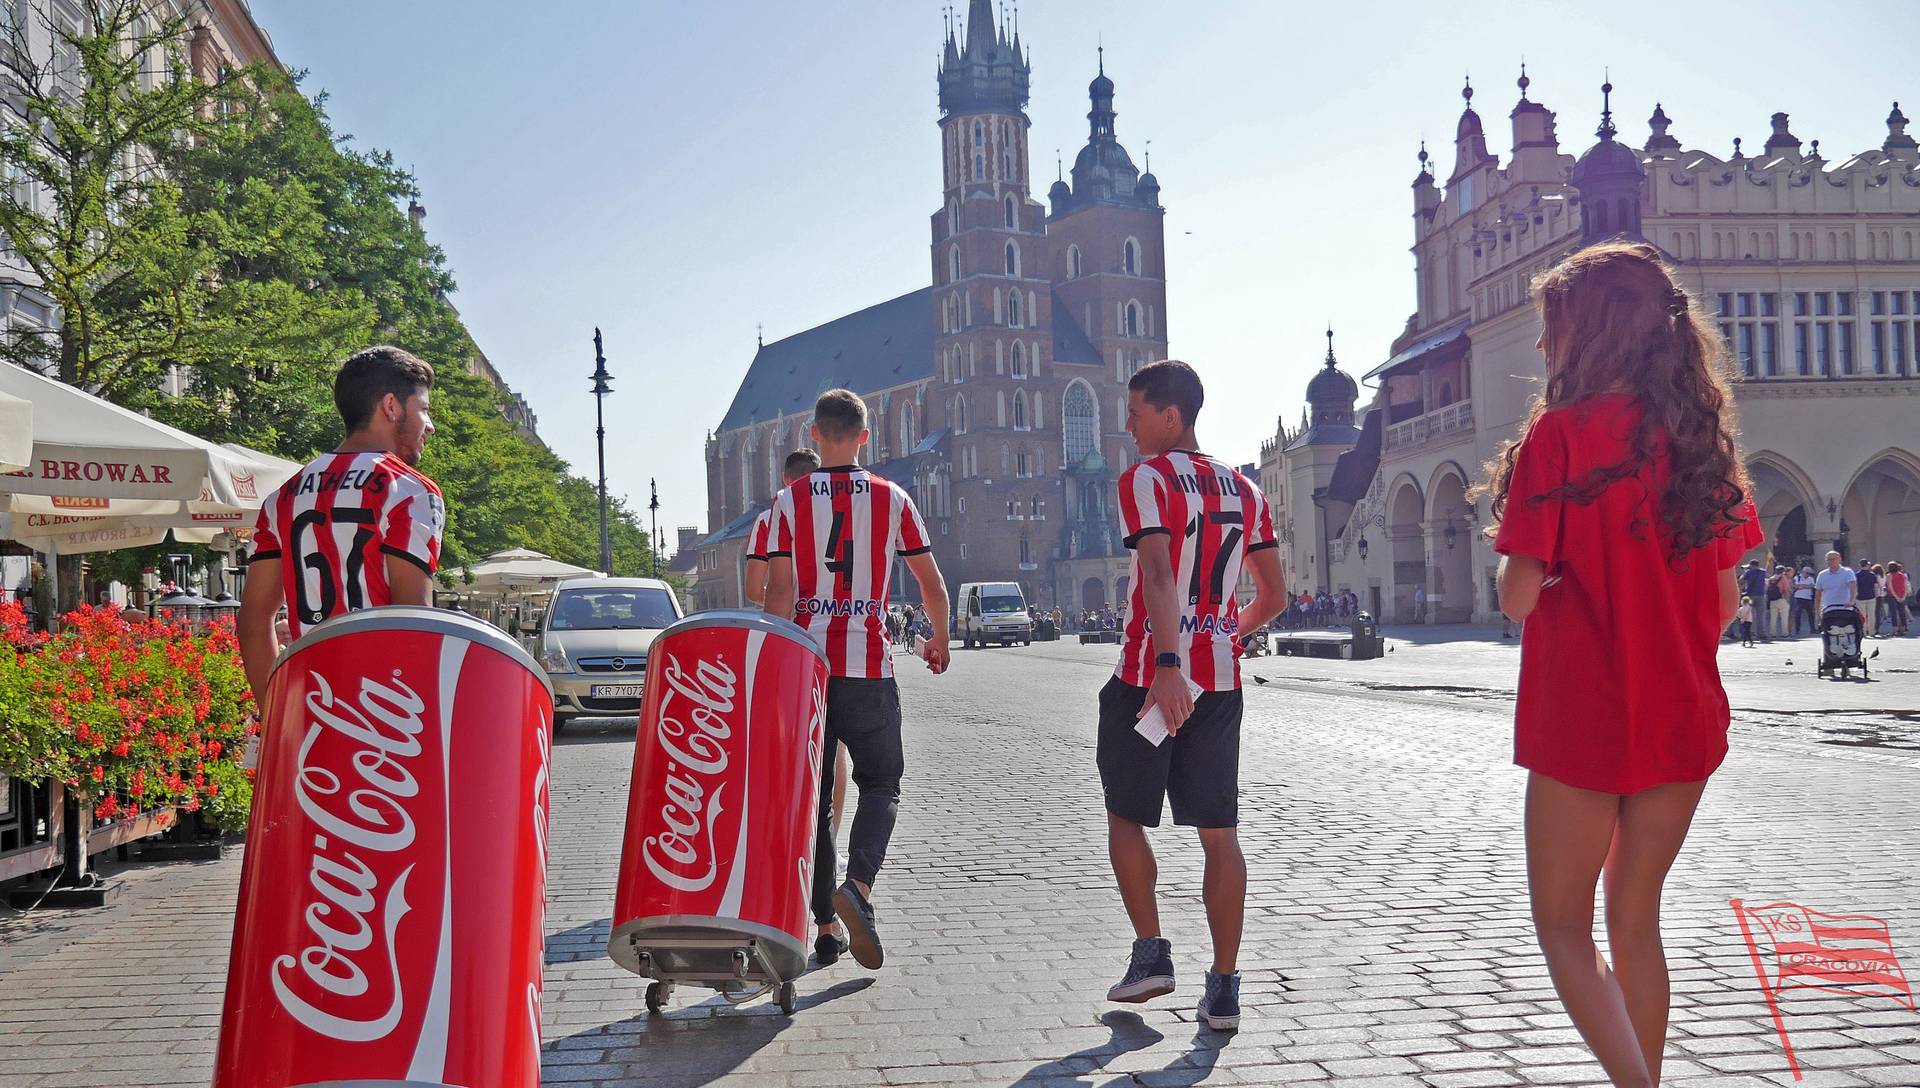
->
<box><xmin>778</xmin><ymin>981</ymin><xmax>797</xmax><ymax>1015</ymax></box>
<box><xmin>645</xmin><ymin>980</ymin><xmax>674</xmax><ymax>1013</ymax></box>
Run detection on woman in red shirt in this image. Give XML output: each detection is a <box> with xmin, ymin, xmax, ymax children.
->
<box><xmin>1485</xmin><ymin>242</ymin><xmax>1761</xmax><ymax>1088</ymax></box>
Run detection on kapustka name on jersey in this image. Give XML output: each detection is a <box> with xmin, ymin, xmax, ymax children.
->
<box><xmin>798</xmin><ymin>596</ymin><xmax>884</xmax><ymax>617</ymax></box>
<box><xmin>806</xmin><ymin>477</ymin><xmax>871</xmax><ymax>499</ymax></box>
<box><xmin>1169</xmin><ymin>471</ymin><xmax>1244</xmax><ymax>498</ymax></box>
<box><xmin>1142</xmin><ymin>614</ymin><xmax>1242</xmax><ymax>636</ymax></box>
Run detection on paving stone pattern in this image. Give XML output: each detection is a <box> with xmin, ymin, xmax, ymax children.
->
<box><xmin>0</xmin><ymin>634</ymin><xmax>1915</xmax><ymax>1086</ymax></box>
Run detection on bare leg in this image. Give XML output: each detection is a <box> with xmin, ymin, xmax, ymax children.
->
<box><xmin>1107</xmin><ymin>814</ymin><xmax>1161</xmax><ymax>940</ymax></box>
<box><xmin>1604</xmin><ymin>779</ymin><xmax>1708</xmax><ymax>1085</ymax></box>
<box><xmin>1526</xmin><ymin>772</ymin><xmax>1654</xmax><ymax>1088</ymax></box>
<box><xmin>1197</xmin><ymin>827</ymin><xmax>1245</xmax><ymax>974</ymax></box>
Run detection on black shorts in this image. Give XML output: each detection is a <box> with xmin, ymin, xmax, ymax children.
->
<box><xmin>1095</xmin><ymin>676</ymin><xmax>1242</xmax><ymax>829</ymax></box>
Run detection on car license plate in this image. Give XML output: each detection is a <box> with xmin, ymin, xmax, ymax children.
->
<box><xmin>590</xmin><ymin>683</ymin><xmax>644</xmax><ymax>698</ymax></box>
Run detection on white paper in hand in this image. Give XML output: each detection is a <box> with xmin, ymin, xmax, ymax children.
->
<box><xmin>1135</xmin><ymin>675</ymin><xmax>1204</xmax><ymax>747</ymax></box>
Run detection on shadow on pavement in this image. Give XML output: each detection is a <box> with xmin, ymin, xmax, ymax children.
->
<box><xmin>545</xmin><ymin>916</ymin><xmax>612</xmax><ymax>965</ymax></box>
<box><xmin>553</xmin><ymin>716</ymin><xmax>637</xmax><ymax>746</ymax></box>
<box><xmin>544</xmin><ymin>977</ymin><xmax>875</xmax><ymax>1086</ymax></box>
<box><xmin>1005</xmin><ymin>1009</ymin><xmax>1228</xmax><ymax>1087</ymax></box>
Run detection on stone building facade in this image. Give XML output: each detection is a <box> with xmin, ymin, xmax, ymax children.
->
<box><xmin>698</xmin><ymin>1</ymin><xmax>1169</xmax><ymax>613</ymax></box>
<box><xmin>1269</xmin><ymin>72</ymin><xmax>1920</xmax><ymax>624</ymax></box>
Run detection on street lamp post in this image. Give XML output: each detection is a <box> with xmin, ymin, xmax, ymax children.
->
<box><xmin>592</xmin><ymin>329</ymin><xmax>614</xmax><ymax>575</ymax></box>
<box><xmin>649</xmin><ymin>478</ymin><xmax>660</xmax><ymax>579</ymax></box>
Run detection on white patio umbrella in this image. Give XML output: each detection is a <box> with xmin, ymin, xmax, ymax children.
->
<box><xmin>0</xmin><ymin>389</ymin><xmax>28</xmax><ymax>473</ymax></box>
<box><xmin>0</xmin><ymin>362</ymin><xmax>301</xmax><ymax>610</ymax></box>
<box><xmin>0</xmin><ymin>361</ymin><xmax>287</xmax><ymax>517</ymax></box>
<box><xmin>450</xmin><ymin>548</ymin><xmax>605</xmax><ymax>596</ymax></box>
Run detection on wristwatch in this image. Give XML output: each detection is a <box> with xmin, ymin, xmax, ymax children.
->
<box><xmin>1154</xmin><ymin>651</ymin><xmax>1180</xmax><ymax>669</ymax></box>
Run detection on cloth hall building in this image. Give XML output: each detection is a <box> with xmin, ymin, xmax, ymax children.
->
<box><xmin>1260</xmin><ymin>72</ymin><xmax>1920</xmax><ymax>625</ymax></box>
<box><xmin>696</xmin><ymin>2</ymin><xmax>1166</xmax><ymax>613</ymax></box>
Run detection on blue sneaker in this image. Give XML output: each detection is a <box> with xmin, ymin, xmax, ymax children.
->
<box><xmin>1199</xmin><ymin>971</ymin><xmax>1240</xmax><ymax>1031</ymax></box>
<box><xmin>1106</xmin><ymin>937</ymin><xmax>1176</xmax><ymax>1003</ymax></box>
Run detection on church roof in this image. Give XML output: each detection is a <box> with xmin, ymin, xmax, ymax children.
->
<box><xmin>1324</xmin><ymin>409</ymin><xmax>1383</xmax><ymax>506</ymax></box>
<box><xmin>1051</xmin><ymin>293</ymin><xmax>1101</xmax><ymax>363</ymax></box>
<box><xmin>696</xmin><ymin>504</ymin><xmax>767</xmax><ymax>550</ymax></box>
<box><xmin>715</xmin><ymin>290</ymin><xmax>1101</xmax><ymax>438</ymax></box>
<box><xmin>718</xmin><ymin>289</ymin><xmax>934</xmax><ymax>433</ymax></box>
<box><xmin>1284</xmin><ymin>422</ymin><xmax>1362</xmax><ymax>454</ymax></box>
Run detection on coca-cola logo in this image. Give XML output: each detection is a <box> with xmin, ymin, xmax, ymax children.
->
<box><xmin>270</xmin><ymin>669</ymin><xmax>432</xmax><ymax>1042</ymax></box>
<box><xmin>641</xmin><ymin>652</ymin><xmax>740</xmax><ymax>893</ymax></box>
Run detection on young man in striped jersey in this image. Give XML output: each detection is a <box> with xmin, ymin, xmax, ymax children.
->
<box><xmin>1100</xmin><ymin>361</ymin><xmax>1288</xmax><ymax>1031</ymax></box>
<box><xmin>765</xmin><ymin>389</ymin><xmax>951</xmax><ymax>970</ymax></box>
<box><xmin>236</xmin><ymin>346</ymin><xmax>444</xmax><ymax>700</ymax></box>
<box><xmin>743</xmin><ymin>447</ymin><xmax>821</xmax><ymax>606</ymax></box>
<box><xmin>744</xmin><ymin>447</ymin><xmax>850</xmax><ymax>879</ymax></box>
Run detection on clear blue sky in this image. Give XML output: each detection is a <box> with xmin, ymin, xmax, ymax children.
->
<box><xmin>252</xmin><ymin>0</ymin><xmax>1901</xmax><ymax>545</ymax></box>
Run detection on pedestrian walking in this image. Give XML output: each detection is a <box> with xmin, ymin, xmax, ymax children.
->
<box><xmin>764</xmin><ymin>389</ymin><xmax>951</xmax><ymax>972</ymax></box>
<box><xmin>1485</xmin><ymin>242</ymin><xmax>1762</xmax><ymax>1088</ymax></box>
<box><xmin>1097</xmin><ymin>361</ymin><xmax>1288</xmax><ymax>1034</ymax></box>
<box><xmin>1737</xmin><ymin>597</ymin><xmax>1755</xmax><ymax>646</ymax></box>
<box><xmin>1791</xmin><ymin>565</ymin><xmax>1817</xmax><ymax>635</ymax></box>
<box><xmin>1766</xmin><ymin>565</ymin><xmax>1791</xmax><ymax>641</ymax></box>
<box><xmin>743</xmin><ymin>448</ymin><xmax>822</xmax><ymax>607</ymax></box>
<box><xmin>1740</xmin><ymin>560</ymin><xmax>1769</xmax><ymax>640</ymax></box>
<box><xmin>1413</xmin><ymin>585</ymin><xmax>1426</xmax><ymax>622</ymax></box>
<box><xmin>1854</xmin><ymin>559</ymin><xmax>1880</xmax><ymax>636</ymax></box>
<box><xmin>1887</xmin><ymin>561</ymin><xmax>1911</xmax><ymax>636</ymax></box>
<box><xmin>236</xmin><ymin>346</ymin><xmax>446</xmax><ymax>700</ymax></box>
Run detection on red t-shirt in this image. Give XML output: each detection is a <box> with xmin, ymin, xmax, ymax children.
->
<box><xmin>1493</xmin><ymin>395</ymin><xmax>1762</xmax><ymax>794</ymax></box>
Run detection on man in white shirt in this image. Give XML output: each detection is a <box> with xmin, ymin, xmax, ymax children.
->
<box><xmin>1812</xmin><ymin>551</ymin><xmax>1857</xmax><ymax>617</ymax></box>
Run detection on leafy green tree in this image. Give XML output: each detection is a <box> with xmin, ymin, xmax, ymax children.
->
<box><xmin>0</xmin><ymin>0</ymin><xmax>227</xmax><ymax>402</ymax></box>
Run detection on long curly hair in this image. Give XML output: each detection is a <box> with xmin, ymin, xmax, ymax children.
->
<box><xmin>1479</xmin><ymin>241</ymin><xmax>1750</xmax><ymax>566</ymax></box>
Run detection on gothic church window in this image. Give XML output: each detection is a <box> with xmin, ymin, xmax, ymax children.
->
<box><xmin>1013</xmin><ymin>390</ymin><xmax>1029</xmax><ymax>429</ymax></box>
<box><xmin>1009</xmin><ymin>291</ymin><xmax>1023</xmax><ymax>328</ymax></box>
<box><xmin>1123</xmin><ymin>238</ymin><xmax>1139</xmax><ymax>276</ymax></box>
<box><xmin>1064</xmin><ymin>381</ymin><xmax>1097</xmax><ymax>462</ymax></box>
<box><xmin>1068</xmin><ymin>245</ymin><xmax>1082</xmax><ymax>279</ymax></box>
<box><xmin>1005</xmin><ymin>241</ymin><xmax>1020</xmax><ymax>277</ymax></box>
<box><xmin>950</xmin><ymin>246</ymin><xmax>960</xmax><ymax>282</ymax></box>
<box><xmin>1011</xmin><ymin>340</ymin><xmax>1026</xmax><ymax>377</ymax></box>
<box><xmin>1125</xmin><ymin>300</ymin><xmax>1141</xmax><ymax>338</ymax></box>
<box><xmin>1005</xmin><ymin>195</ymin><xmax>1017</xmax><ymax>229</ymax></box>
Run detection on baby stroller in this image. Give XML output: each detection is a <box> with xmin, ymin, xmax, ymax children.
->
<box><xmin>1816</xmin><ymin>607</ymin><xmax>1868</xmax><ymax>680</ymax></box>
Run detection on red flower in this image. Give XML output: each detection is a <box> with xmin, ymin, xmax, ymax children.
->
<box><xmin>90</xmin><ymin>765</ymin><xmax>104</xmax><ymax>782</ymax></box>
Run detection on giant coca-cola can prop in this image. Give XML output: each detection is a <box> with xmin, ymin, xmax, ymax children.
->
<box><xmin>609</xmin><ymin>611</ymin><xmax>828</xmax><ymax>986</ymax></box>
<box><xmin>214</xmin><ymin>607</ymin><xmax>554</xmax><ymax>1088</ymax></box>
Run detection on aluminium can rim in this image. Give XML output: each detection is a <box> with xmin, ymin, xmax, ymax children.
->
<box><xmin>652</xmin><ymin>609</ymin><xmax>829</xmax><ymax>666</ymax></box>
<box><xmin>272</xmin><ymin>605</ymin><xmax>553</xmax><ymax>698</ymax></box>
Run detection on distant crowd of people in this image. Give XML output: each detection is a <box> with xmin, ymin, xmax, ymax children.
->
<box><xmin>1732</xmin><ymin>554</ymin><xmax>1913</xmax><ymax>645</ymax></box>
<box><xmin>1278</xmin><ymin>589</ymin><xmax>1362</xmax><ymax>629</ymax></box>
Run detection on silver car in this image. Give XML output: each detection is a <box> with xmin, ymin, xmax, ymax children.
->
<box><xmin>537</xmin><ymin>577</ymin><xmax>683</xmax><ymax>726</ymax></box>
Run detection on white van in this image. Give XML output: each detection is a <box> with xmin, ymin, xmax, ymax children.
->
<box><xmin>957</xmin><ymin>582</ymin><xmax>1033</xmax><ymax>648</ymax></box>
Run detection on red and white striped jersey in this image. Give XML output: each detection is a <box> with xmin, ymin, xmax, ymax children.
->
<box><xmin>745</xmin><ymin>507</ymin><xmax>775</xmax><ymax>562</ymax></box>
<box><xmin>1115</xmin><ymin>451</ymin><xmax>1277</xmax><ymax>692</ymax></box>
<box><xmin>770</xmin><ymin>464</ymin><xmax>931</xmax><ymax>679</ymax></box>
<box><xmin>248</xmin><ymin>450</ymin><xmax>446</xmax><ymax>639</ymax></box>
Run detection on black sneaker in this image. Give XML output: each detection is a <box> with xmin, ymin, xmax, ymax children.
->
<box><xmin>1198</xmin><ymin>970</ymin><xmax>1240</xmax><ymax>1031</ymax></box>
<box><xmin>1106</xmin><ymin>937</ymin><xmax>1175</xmax><ymax>1003</ymax></box>
<box><xmin>832</xmin><ymin>881</ymin><xmax>884</xmax><ymax>969</ymax></box>
<box><xmin>814</xmin><ymin>925</ymin><xmax>850</xmax><ymax>966</ymax></box>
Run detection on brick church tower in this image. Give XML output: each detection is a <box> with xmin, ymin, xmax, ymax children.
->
<box><xmin>918</xmin><ymin>1</ymin><xmax>1169</xmax><ymax>611</ymax></box>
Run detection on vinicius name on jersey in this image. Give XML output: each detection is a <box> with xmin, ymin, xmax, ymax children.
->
<box><xmin>1167</xmin><ymin>471</ymin><xmax>1244</xmax><ymax>498</ymax></box>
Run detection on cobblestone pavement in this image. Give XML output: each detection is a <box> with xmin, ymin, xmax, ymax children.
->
<box><xmin>1</xmin><ymin>632</ymin><xmax>1916</xmax><ymax>1087</ymax></box>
